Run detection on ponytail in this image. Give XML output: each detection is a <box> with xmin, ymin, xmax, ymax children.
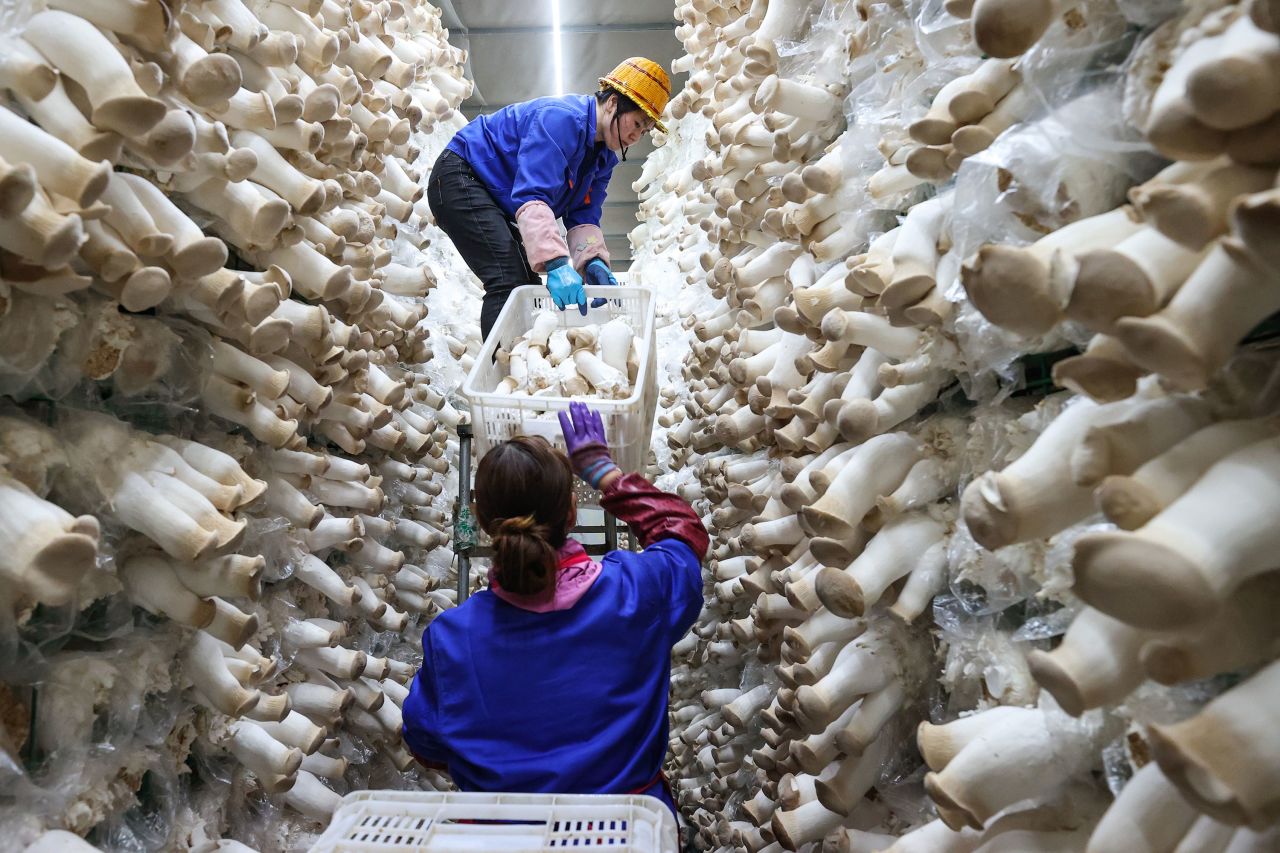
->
<box><xmin>474</xmin><ymin>436</ymin><xmax>575</xmax><ymax>597</ymax></box>
<box><xmin>489</xmin><ymin>514</ymin><xmax>560</xmax><ymax>595</ymax></box>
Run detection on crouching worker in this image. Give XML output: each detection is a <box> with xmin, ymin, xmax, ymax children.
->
<box><xmin>400</xmin><ymin>402</ymin><xmax>708</xmax><ymax>815</ymax></box>
<box><xmin>426</xmin><ymin>58</ymin><xmax>671</xmax><ymax>338</ymax></box>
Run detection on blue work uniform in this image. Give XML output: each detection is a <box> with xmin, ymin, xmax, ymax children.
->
<box><xmin>401</xmin><ymin>539</ymin><xmax>703</xmax><ymax>814</ymax></box>
<box><xmin>446</xmin><ymin>94</ymin><xmax>618</xmax><ymax>229</ymax></box>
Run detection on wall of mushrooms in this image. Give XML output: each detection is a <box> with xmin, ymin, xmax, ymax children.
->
<box><xmin>0</xmin><ymin>0</ymin><xmax>488</xmax><ymax>849</ymax></box>
<box><xmin>3</xmin><ymin>0</ymin><xmax>1280</xmax><ymax>850</ymax></box>
<box><xmin>628</xmin><ymin>0</ymin><xmax>1280</xmax><ymax>850</ymax></box>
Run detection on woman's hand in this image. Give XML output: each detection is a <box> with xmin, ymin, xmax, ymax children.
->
<box><xmin>546</xmin><ymin>257</ymin><xmax>587</xmax><ymax>315</ymax></box>
<box><xmin>583</xmin><ymin>259</ymin><xmax>617</xmax><ymax>308</ymax></box>
<box><xmin>557</xmin><ymin>401</ymin><xmax>619</xmax><ymax>489</ymax></box>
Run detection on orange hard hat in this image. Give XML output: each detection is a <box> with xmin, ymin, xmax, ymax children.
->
<box><xmin>599</xmin><ymin>57</ymin><xmax>671</xmax><ymax>133</ymax></box>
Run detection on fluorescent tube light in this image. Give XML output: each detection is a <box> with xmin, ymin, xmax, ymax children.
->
<box><xmin>551</xmin><ymin>0</ymin><xmax>564</xmax><ymax>96</ymax></box>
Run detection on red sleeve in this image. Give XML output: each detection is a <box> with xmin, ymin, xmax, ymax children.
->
<box><xmin>600</xmin><ymin>473</ymin><xmax>709</xmax><ymax>558</ymax></box>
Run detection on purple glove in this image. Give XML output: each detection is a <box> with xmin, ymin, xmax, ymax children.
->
<box><xmin>557</xmin><ymin>401</ymin><xmax>618</xmax><ymax>488</ymax></box>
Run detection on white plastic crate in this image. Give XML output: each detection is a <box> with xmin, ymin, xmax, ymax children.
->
<box><xmin>461</xmin><ymin>283</ymin><xmax>658</xmax><ymax>505</ymax></box>
<box><xmin>308</xmin><ymin>790</ymin><xmax>679</xmax><ymax>852</ymax></box>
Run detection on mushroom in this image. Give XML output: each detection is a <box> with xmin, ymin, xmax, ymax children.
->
<box><xmin>22</xmin><ymin>10</ymin><xmax>166</xmax><ymax>137</ymax></box>
<box><xmin>1072</xmin><ymin>435</ymin><xmax>1280</xmax><ymax>630</ymax></box>
<box><xmin>1146</xmin><ymin>658</ymin><xmax>1280</xmax><ymax>828</ymax></box>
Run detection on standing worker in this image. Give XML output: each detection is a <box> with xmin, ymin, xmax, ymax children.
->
<box><xmin>400</xmin><ymin>403</ymin><xmax>708</xmax><ymax>816</ymax></box>
<box><xmin>426</xmin><ymin>59</ymin><xmax>671</xmax><ymax>339</ymax></box>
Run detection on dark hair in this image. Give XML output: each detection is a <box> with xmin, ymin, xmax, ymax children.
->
<box><xmin>474</xmin><ymin>436</ymin><xmax>575</xmax><ymax>596</ymax></box>
<box><xmin>595</xmin><ymin>87</ymin><xmax>644</xmax><ymax>117</ymax></box>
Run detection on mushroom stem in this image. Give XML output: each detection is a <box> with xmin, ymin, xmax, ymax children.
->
<box><xmin>1113</xmin><ymin>239</ymin><xmax>1280</xmax><ymax>391</ymax></box>
<box><xmin>1072</xmin><ymin>435</ymin><xmax>1280</xmax><ymax>630</ymax></box>
<box><xmin>1148</xmin><ymin>658</ymin><xmax>1280</xmax><ymax>828</ymax></box>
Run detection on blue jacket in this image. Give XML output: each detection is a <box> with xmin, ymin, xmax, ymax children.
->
<box><xmin>445</xmin><ymin>94</ymin><xmax>618</xmax><ymax>227</ymax></box>
<box><xmin>400</xmin><ymin>539</ymin><xmax>703</xmax><ymax>812</ymax></box>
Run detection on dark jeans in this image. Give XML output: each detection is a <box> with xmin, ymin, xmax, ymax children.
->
<box><xmin>427</xmin><ymin>149</ymin><xmax>540</xmax><ymax>340</ymax></box>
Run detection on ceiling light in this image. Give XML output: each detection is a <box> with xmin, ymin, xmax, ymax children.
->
<box><xmin>551</xmin><ymin>0</ymin><xmax>564</xmax><ymax>96</ymax></box>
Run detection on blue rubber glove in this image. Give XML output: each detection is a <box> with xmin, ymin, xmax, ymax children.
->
<box><xmin>545</xmin><ymin>256</ymin><xmax>587</xmax><ymax>315</ymax></box>
<box><xmin>583</xmin><ymin>258</ymin><xmax>617</xmax><ymax>308</ymax></box>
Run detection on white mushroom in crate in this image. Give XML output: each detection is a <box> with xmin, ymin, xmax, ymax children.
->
<box><xmin>490</xmin><ymin>310</ymin><xmax>641</xmax><ymax>399</ymax></box>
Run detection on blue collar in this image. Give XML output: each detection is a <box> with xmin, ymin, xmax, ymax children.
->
<box><xmin>584</xmin><ymin>94</ymin><xmax>598</xmax><ymax>145</ymax></box>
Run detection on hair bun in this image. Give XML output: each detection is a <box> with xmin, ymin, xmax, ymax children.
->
<box><xmin>495</xmin><ymin>514</ymin><xmax>537</xmax><ymax>535</ymax></box>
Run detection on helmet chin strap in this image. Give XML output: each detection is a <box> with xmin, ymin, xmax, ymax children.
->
<box><xmin>612</xmin><ymin>111</ymin><xmax>628</xmax><ymax>161</ymax></box>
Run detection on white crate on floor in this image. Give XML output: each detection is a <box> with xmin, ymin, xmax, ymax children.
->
<box><xmin>308</xmin><ymin>790</ymin><xmax>678</xmax><ymax>852</ymax></box>
<box><xmin>461</xmin><ymin>283</ymin><xmax>658</xmax><ymax>505</ymax></box>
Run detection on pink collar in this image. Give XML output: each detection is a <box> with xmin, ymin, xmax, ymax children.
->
<box><xmin>487</xmin><ymin>539</ymin><xmax>603</xmax><ymax>613</ymax></box>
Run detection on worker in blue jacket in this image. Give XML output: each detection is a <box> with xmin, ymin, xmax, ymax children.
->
<box><xmin>400</xmin><ymin>403</ymin><xmax>709</xmax><ymax>816</ymax></box>
<box><xmin>426</xmin><ymin>58</ymin><xmax>671</xmax><ymax>339</ymax></box>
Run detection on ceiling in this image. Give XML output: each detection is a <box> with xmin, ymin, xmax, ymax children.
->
<box><xmin>427</xmin><ymin>0</ymin><xmax>688</xmax><ymax>268</ymax></box>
